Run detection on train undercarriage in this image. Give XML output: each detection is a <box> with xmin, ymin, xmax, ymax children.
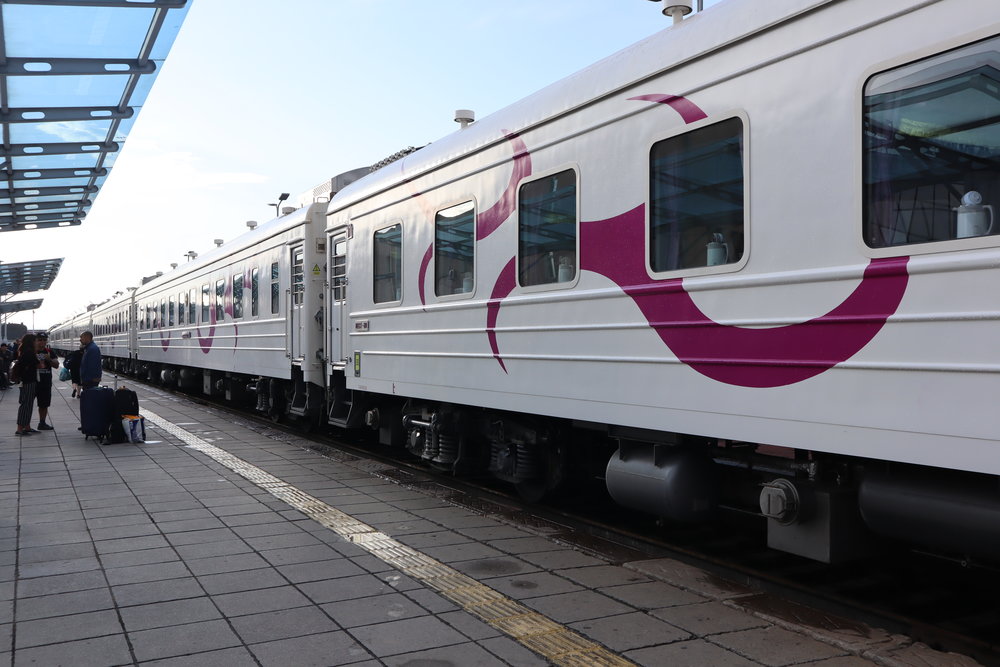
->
<box><xmin>102</xmin><ymin>358</ymin><xmax>1000</xmax><ymax>566</ymax></box>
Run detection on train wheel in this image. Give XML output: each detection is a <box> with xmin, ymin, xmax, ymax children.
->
<box><xmin>514</xmin><ymin>441</ymin><xmax>568</xmax><ymax>503</ymax></box>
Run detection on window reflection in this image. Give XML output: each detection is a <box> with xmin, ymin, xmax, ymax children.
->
<box><xmin>435</xmin><ymin>201</ymin><xmax>475</xmax><ymax>296</ymax></box>
<box><xmin>650</xmin><ymin>118</ymin><xmax>744</xmax><ymax>272</ymax></box>
<box><xmin>519</xmin><ymin>170</ymin><xmax>577</xmax><ymax>287</ymax></box>
<box><xmin>864</xmin><ymin>38</ymin><xmax>1000</xmax><ymax>247</ymax></box>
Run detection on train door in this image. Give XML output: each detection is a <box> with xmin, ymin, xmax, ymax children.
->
<box><xmin>328</xmin><ymin>230</ymin><xmax>348</xmax><ymax>368</ymax></box>
<box><xmin>289</xmin><ymin>245</ymin><xmax>305</xmax><ymax>361</ymax></box>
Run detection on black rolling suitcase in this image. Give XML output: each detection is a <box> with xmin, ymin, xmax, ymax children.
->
<box><xmin>81</xmin><ymin>387</ymin><xmax>115</xmax><ymax>441</ymax></box>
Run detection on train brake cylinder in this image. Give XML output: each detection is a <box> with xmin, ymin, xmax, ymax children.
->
<box><xmin>605</xmin><ymin>443</ymin><xmax>718</xmax><ymax>523</ymax></box>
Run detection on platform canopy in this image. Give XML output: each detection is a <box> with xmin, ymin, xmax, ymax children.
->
<box><xmin>0</xmin><ymin>0</ymin><xmax>190</xmax><ymax>233</ymax></box>
<box><xmin>0</xmin><ymin>257</ymin><xmax>62</xmax><ymax>295</ymax></box>
<box><xmin>0</xmin><ymin>297</ymin><xmax>41</xmax><ymax>314</ymax></box>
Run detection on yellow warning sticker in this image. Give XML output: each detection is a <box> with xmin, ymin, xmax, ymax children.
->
<box><xmin>312</xmin><ymin>264</ymin><xmax>321</xmax><ymax>275</ymax></box>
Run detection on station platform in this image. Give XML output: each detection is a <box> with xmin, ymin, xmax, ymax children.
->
<box><xmin>0</xmin><ymin>378</ymin><xmax>979</xmax><ymax>666</ymax></box>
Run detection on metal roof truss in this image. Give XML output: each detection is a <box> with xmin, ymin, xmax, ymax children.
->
<box><xmin>0</xmin><ymin>0</ymin><xmax>189</xmax><ymax>232</ymax></box>
<box><xmin>0</xmin><ymin>257</ymin><xmax>63</xmax><ymax>294</ymax></box>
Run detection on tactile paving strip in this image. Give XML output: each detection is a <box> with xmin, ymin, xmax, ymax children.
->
<box><xmin>144</xmin><ymin>409</ymin><xmax>634</xmax><ymax>666</ymax></box>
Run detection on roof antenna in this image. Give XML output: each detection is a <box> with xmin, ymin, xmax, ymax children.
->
<box><xmin>454</xmin><ymin>109</ymin><xmax>475</xmax><ymax>129</ymax></box>
<box><xmin>649</xmin><ymin>0</ymin><xmax>694</xmax><ymax>24</ymax></box>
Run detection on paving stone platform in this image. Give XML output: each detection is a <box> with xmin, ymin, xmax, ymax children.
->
<box><xmin>0</xmin><ymin>376</ymin><xmax>980</xmax><ymax>666</ymax></box>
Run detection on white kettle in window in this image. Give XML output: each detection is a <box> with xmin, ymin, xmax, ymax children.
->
<box><xmin>955</xmin><ymin>191</ymin><xmax>994</xmax><ymax>238</ymax></box>
<box><xmin>706</xmin><ymin>233</ymin><xmax>729</xmax><ymax>266</ymax></box>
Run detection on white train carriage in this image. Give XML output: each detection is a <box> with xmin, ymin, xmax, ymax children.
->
<box><xmin>126</xmin><ymin>202</ymin><xmax>328</xmax><ymax>416</ymax></box>
<box><xmin>87</xmin><ymin>294</ymin><xmax>133</xmax><ymax>367</ymax></box>
<box><xmin>49</xmin><ymin>309</ymin><xmax>94</xmax><ymax>354</ymax></box>
<box><xmin>322</xmin><ymin>0</ymin><xmax>1000</xmax><ymax>561</ymax></box>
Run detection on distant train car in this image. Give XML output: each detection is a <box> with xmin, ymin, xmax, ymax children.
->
<box><xmin>54</xmin><ymin>0</ymin><xmax>1000</xmax><ymax>563</ymax></box>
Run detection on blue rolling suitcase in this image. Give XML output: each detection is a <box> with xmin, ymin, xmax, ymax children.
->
<box><xmin>81</xmin><ymin>386</ymin><xmax>115</xmax><ymax>442</ymax></box>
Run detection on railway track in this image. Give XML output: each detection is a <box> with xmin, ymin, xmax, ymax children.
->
<box><xmin>142</xmin><ymin>380</ymin><xmax>1000</xmax><ymax>666</ymax></box>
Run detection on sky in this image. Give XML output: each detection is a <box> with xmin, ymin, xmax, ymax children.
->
<box><xmin>3</xmin><ymin>0</ymin><xmax>723</xmax><ymax>330</ymax></box>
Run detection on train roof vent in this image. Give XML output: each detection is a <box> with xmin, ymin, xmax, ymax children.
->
<box><xmin>296</xmin><ymin>166</ymin><xmax>369</xmax><ymax>207</ymax></box>
<box><xmin>370</xmin><ymin>145</ymin><xmax>425</xmax><ymax>173</ymax></box>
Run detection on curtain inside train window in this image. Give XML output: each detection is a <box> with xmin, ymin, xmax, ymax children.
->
<box><xmin>519</xmin><ymin>169</ymin><xmax>577</xmax><ymax>287</ymax></box>
<box><xmin>650</xmin><ymin>117</ymin><xmax>744</xmax><ymax>272</ymax></box>
<box><xmin>435</xmin><ymin>201</ymin><xmax>475</xmax><ymax>296</ymax></box>
<box><xmin>373</xmin><ymin>223</ymin><xmax>403</xmax><ymax>303</ymax></box>
<box><xmin>864</xmin><ymin>36</ymin><xmax>1000</xmax><ymax>248</ymax></box>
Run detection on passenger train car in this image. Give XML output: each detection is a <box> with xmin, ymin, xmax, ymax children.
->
<box><xmin>51</xmin><ymin>0</ymin><xmax>1000</xmax><ymax>563</ymax></box>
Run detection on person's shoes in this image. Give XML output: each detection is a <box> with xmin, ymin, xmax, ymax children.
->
<box><xmin>25</xmin><ymin>428</ymin><xmax>39</xmax><ymax>433</ymax></box>
<box><xmin>71</xmin><ymin>389</ymin><xmax>77</xmax><ymax>398</ymax></box>
<box><xmin>15</xmin><ymin>431</ymin><xmax>30</xmax><ymax>436</ymax></box>
<box><xmin>36</xmin><ymin>423</ymin><xmax>53</xmax><ymax>431</ymax></box>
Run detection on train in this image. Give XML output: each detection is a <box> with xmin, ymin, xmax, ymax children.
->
<box><xmin>50</xmin><ymin>0</ymin><xmax>1000</xmax><ymax>564</ymax></box>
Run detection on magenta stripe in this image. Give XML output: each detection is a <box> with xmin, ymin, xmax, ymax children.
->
<box><xmin>486</xmin><ymin>258</ymin><xmax>517</xmax><ymax>373</ymax></box>
<box><xmin>628</xmin><ymin>94</ymin><xmax>708</xmax><ymax>123</ymax></box>
<box><xmin>476</xmin><ymin>132</ymin><xmax>532</xmax><ymax>240</ymax></box>
<box><xmin>418</xmin><ymin>243</ymin><xmax>433</xmax><ymax>307</ymax></box>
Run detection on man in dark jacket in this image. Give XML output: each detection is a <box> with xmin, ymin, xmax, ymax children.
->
<box><xmin>80</xmin><ymin>331</ymin><xmax>102</xmax><ymax>389</ymax></box>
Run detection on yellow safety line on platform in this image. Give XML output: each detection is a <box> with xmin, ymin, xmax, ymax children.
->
<box><xmin>143</xmin><ymin>409</ymin><xmax>634</xmax><ymax>667</ymax></box>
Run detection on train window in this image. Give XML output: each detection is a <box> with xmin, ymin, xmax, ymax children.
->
<box><xmin>251</xmin><ymin>268</ymin><xmax>259</xmax><ymax>317</ymax></box>
<box><xmin>159</xmin><ymin>299</ymin><xmax>166</xmax><ymax>329</ymax></box>
<box><xmin>649</xmin><ymin>117</ymin><xmax>744</xmax><ymax>272</ymax></box>
<box><xmin>291</xmin><ymin>250</ymin><xmax>304</xmax><ymax>306</ymax></box>
<box><xmin>331</xmin><ymin>238</ymin><xmax>347</xmax><ymax>302</ymax></box>
<box><xmin>270</xmin><ymin>262</ymin><xmax>279</xmax><ymax>314</ymax></box>
<box><xmin>233</xmin><ymin>274</ymin><xmax>244</xmax><ymax>319</ymax></box>
<box><xmin>201</xmin><ymin>284</ymin><xmax>210</xmax><ymax>322</ymax></box>
<box><xmin>215</xmin><ymin>280</ymin><xmax>225</xmax><ymax>321</ymax></box>
<box><xmin>519</xmin><ymin>169</ymin><xmax>577</xmax><ymax>287</ymax></box>
<box><xmin>178</xmin><ymin>292</ymin><xmax>185</xmax><ymax>325</ymax></box>
<box><xmin>189</xmin><ymin>289</ymin><xmax>197</xmax><ymax>324</ymax></box>
<box><xmin>373</xmin><ymin>223</ymin><xmax>402</xmax><ymax>303</ymax></box>
<box><xmin>435</xmin><ymin>201</ymin><xmax>475</xmax><ymax>296</ymax></box>
<box><xmin>864</xmin><ymin>37</ymin><xmax>1000</xmax><ymax>248</ymax></box>
<box><xmin>168</xmin><ymin>297</ymin><xmax>175</xmax><ymax>327</ymax></box>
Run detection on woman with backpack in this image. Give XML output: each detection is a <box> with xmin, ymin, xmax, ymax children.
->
<box><xmin>13</xmin><ymin>333</ymin><xmax>39</xmax><ymax>436</ymax></box>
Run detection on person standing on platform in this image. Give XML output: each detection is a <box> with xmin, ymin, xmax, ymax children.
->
<box><xmin>14</xmin><ymin>333</ymin><xmax>39</xmax><ymax>436</ymax></box>
<box><xmin>65</xmin><ymin>344</ymin><xmax>83</xmax><ymax>398</ymax></box>
<box><xmin>80</xmin><ymin>331</ymin><xmax>102</xmax><ymax>390</ymax></box>
<box><xmin>0</xmin><ymin>343</ymin><xmax>11</xmax><ymax>390</ymax></box>
<box><xmin>33</xmin><ymin>333</ymin><xmax>59</xmax><ymax>431</ymax></box>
